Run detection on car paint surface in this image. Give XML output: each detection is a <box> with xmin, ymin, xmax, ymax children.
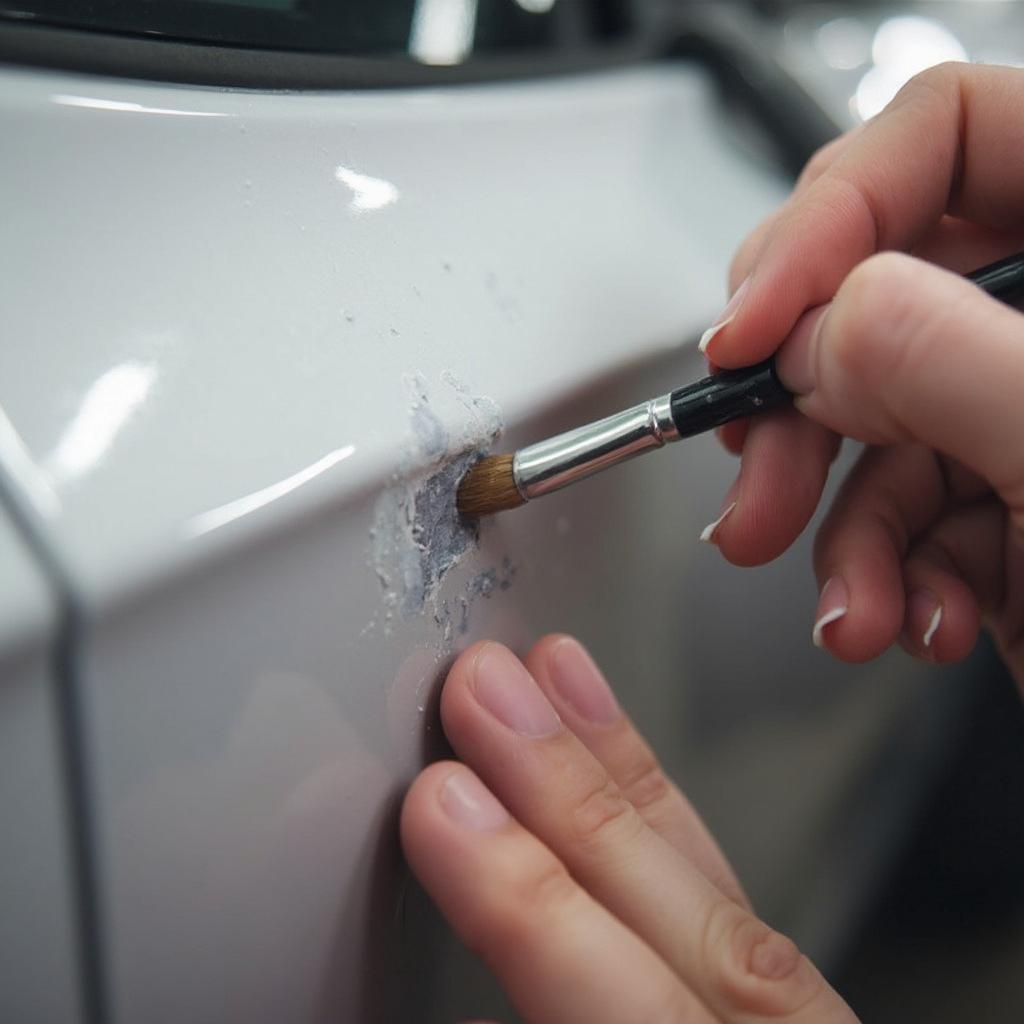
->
<box><xmin>0</xmin><ymin>501</ymin><xmax>81</xmax><ymax>1022</ymax></box>
<box><xmin>0</xmin><ymin>61</ymin><xmax>950</xmax><ymax>1022</ymax></box>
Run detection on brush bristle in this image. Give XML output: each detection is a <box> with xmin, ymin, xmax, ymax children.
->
<box><xmin>456</xmin><ymin>454</ymin><xmax>525</xmax><ymax>517</ymax></box>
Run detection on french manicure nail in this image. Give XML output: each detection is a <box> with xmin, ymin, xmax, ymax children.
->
<box><xmin>907</xmin><ymin>589</ymin><xmax>943</xmax><ymax>649</ymax></box>
<box><xmin>474</xmin><ymin>643</ymin><xmax>562</xmax><ymax>738</ymax></box>
<box><xmin>812</xmin><ymin>576</ymin><xmax>849</xmax><ymax>649</ymax></box>
<box><xmin>698</xmin><ymin>277</ymin><xmax>750</xmax><ymax>354</ymax></box>
<box><xmin>549</xmin><ymin>637</ymin><xmax>621</xmax><ymax>726</ymax></box>
<box><xmin>699</xmin><ymin>501</ymin><xmax>737</xmax><ymax>544</ymax></box>
<box><xmin>440</xmin><ymin>769</ymin><xmax>510</xmax><ymax>831</ymax></box>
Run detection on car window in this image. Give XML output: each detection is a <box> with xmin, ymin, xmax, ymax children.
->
<box><xmin>0</xmin><ymin>0</ymin><xmax>634</xmax><ymax>60</ymax></box>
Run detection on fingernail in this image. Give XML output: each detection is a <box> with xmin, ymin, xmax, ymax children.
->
<box><xmin>549</xmin><ymin>637</ymin><xmax>621</xmax><ymax>726</ymax></box>
<box><xmin>699</xmin><ymin>501</ymin><xmax>736</xmax><ymax>544</ymax></box>
<box><xmin>775</xmin><ymin>304</ymin><xmax>830</xmax><ymax>395</ymax></box>
<box><xmin>474</xmin><ymin>643</ymin><xmax>562</xmax><ymax>738</ymax></box>
<box><xmin>812</xmin><ymin>576</ymin><xmax>848</xmax><ymax>649</ymax></box>
<box><xmin>440</xmin><ymin>769</ymin><xmax>510</xmax><ymax>831</ymax></box>
<box><xmin>698</xmin><ymin>277</ymin><xmax>750</xmax><ymax>354</ymax></box>
<box><xmin>907</xmin><ymin>589</ymin><xmax>943</xmax><ymax>649</ymax></box>
<box><xmin>749</xmin><ymin>931</ymin><xmax>802</xmax><ymax>981</ymax></box>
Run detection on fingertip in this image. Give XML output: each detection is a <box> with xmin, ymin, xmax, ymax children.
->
<box><xmin>525</xmin><ymin>632</ymin><xmax>574</xmax><ymax>668</ymax></box>
<box><xmin>901</xmin><ymin>579</ymin><xmax>981</xmax><ymax>664</ymax></box>
<box><xmin>711</xmin><ymin>412</ymin><xmax>836</xmax><ymax>566</ymax></box>
<box><xmin>812</xmin><ymin>576</ymin><xmax>849</xmax><ymax>652</ymax></box>
<box><xmin>400</xmin><ymin>759</ymin><xmax>462</xmax><ymax>850</ymax></box>
<box><xmin>774</xmin><ymin>304</ymin><xmax>831</xmax><ymax>396</ymax></box>
<box><xmin>812</xmin><ymin>563</ymin><xmax>905</xmax><ymax>663</ymax></box>
<box><xmin>440</xmin><ymin>640</ymin><xmax>502</xmax><ymax>731</ymax></box>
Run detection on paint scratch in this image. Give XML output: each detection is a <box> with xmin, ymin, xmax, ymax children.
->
<box><xmin>370</xmin><ymin>371</ymin><xmax>509</xmax><ymax>641</ymax></box>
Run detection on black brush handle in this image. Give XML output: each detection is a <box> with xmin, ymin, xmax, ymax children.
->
<box><xmin>670</xmin><ymin>250</ymin><xmax>1024</xmax><ymax>438</ymax></box>
<box><xmin>967</xmin><ymin>249</ymin><xmax>1024</xmax><ymax>302</ymax></box>
<box><xmin>669</xmin><ymin>360</ymin><xmax>788</xmax><ymax>438</ymax></box>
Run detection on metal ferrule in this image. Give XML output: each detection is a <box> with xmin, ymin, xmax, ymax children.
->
<box><xmin>512</xmin><ymin>393</ymin><xmax>679</xmax><ymax>501</ymax></box>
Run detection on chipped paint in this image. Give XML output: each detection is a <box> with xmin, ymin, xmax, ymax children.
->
<box><xmin>370</xmin><ymin>371</ymin><xmax>510</xmax><ymax>642</ymax></box>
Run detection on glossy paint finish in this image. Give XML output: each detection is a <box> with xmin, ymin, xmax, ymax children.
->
<box><xmin>0</xmin><ymin>62</ymin><xmax>770</xmax><ymax>610</ymax></box>
<box><xmin>0</xmin><ymin>60</ymin><xmax>954</xmax><ymax>1022</ymax></box>
<box><xmin>0</xmin><ymin>507</ymin><xmax>80</xmax><ymax>1023</ymax></box>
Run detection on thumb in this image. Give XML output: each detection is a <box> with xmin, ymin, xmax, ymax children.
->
<box><xmin>777</xmin><ymin>251</ymin><xmax>1024</xmax><ymax>506</ymax></box>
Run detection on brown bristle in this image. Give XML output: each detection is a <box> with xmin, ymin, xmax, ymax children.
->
<box><xmin>456</xmin><ymin>454</ymin><xmax>525</xmax><ymax>517</ymax></box>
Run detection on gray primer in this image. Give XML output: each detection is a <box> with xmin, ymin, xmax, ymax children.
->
<box><xmin>432</xmin><ymin>557</ymin><xmax>517</xmax><ymax>646</ymax></box>
<box><xmin>371</xmin><ymin>371</ymin><xmax>505</xmax><ymax>636</ymax></box>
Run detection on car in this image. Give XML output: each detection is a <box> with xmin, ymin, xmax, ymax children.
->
<box><xmin>0</xmin><ymin>2</ymin><xmax>992</xmax><ymax>1021</ymax></box>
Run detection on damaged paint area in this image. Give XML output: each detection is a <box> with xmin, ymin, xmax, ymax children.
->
<box><xmin>432</xmin><ymin>558</ymin><xmax>517</xmax><ymax>644</ymax></box>
<box><xmin>371</xmin><ymin>371</ymin><xmax>510</xmax><ymax>639</ymax></box>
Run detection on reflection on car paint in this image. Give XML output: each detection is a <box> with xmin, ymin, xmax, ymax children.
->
<box><xmin>51</xmin><ymin>94</ymin><xmax>230</xmax><ymax>118</ymax></box>
<box><xmin>46</xmin><ymin>362</ymin><xmax>157</xmax><ymax>484</ymax></box>
<box><xmin>183</xmin><ymin>445</ymin><xmax>357</xmax><ymax>539</ymax></box>
<box><xmin>334</xmin><ymin>166</ymin><xmax>400</xmax><ymax>213</ymax></box>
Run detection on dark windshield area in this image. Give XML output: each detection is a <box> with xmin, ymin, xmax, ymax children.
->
<box><xmin>0</xmin><ymin>0</ymin><xmax>636</xmax><ymax>61</ymax></box>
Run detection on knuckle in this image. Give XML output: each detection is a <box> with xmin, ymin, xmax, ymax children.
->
<box><xmin>518</xmin><ymin>857</ymin><xmax>580</xmax><ymax>915</ymax></box>
<box><xmin>569</xmin><ymin>774</ymin><xmax>643</xmax><ymax>851</ymax></box>
<box><xmin>703</xmin><ymin>899</ymin><xmax>822</xmax><ymax>1017</ymax></box>
<box><xmin>619</xmin><ymin>753</ymin><xmax>674</xmax><ymax>818</ymax></box>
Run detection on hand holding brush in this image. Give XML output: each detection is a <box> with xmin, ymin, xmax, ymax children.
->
<box><xmin>458</xmin><ymin>248</ymin><xmax>1024</xmax><ymax>519</ymax></box>
<box><xmin>458</xmin><ymin>64</ymin><xmax>1024</xmax><ymax>680</ymax></box>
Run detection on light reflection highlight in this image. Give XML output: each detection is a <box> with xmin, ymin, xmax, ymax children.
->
<box><xmin>815</xmin><ymin>16</ymin><xmax>871</xmax><ymax>71</ymax></box>
<box><xmin>854</xmin><ymin>16</ymin><xmax>967</xmax><ymax>121</ymax></box>
<box><xmin>184</xmin><ymin>446</ymin><xmax>356</xmax><ymax>539</ymax></box>
<box><xmin>334</xmin><ymin>166</ymin><xmax>399</xmax><ymax>213</ymax></box>
<box><xmin>52</xmin><ymin>95</ymin><xmax>229</xmax><ymax>118</ymax></box>
<box><xmin>47</xmin><ymin>362</ymin><xmax>157</xmax><ymax>483</ymax></box>
<box><xmin>409</xmin><ymin>0</ymin><xmax>478</xmax><ymax>66</ymax></box>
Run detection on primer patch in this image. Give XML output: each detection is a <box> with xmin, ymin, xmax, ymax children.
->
<box><xmin>371</xmin><ymin>371</ymin><xmax>507</xmax><ymax>639</ymax></box>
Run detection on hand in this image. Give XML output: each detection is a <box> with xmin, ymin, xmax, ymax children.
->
<box><xmin>402</xmin><ymin>637</ymin><xmax>857</xmax><ymax>1023</ymax></box>
<box><xmin>698</xmin><ymin>62</ymin><xmax>1024</xmax><ymax>687</ymax></box>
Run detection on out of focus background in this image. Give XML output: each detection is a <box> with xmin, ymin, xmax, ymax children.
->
<box><xmin>1</xmin><ymin>2</ymin><xmax>1023</xmax><ymax>1022</ymax></box>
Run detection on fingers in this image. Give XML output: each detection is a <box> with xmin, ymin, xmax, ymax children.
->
<box><xmin>728</xmin><ymin>129</ymin><xmax>861</xmax><ymax>291</ymax></box>
<box><xmin>911</xmin><ymin>216</ymin><xmax>1024</xmax><ymax>275</ymax></box>
<box><xmin>705</xmin><ymin>408</ymin><xmax>840</xmax><ymax>567</ymax></box>
<box><xmin>705</xmin><ymin>63</ymin><xmax>1024</xmax><ymax>369</ymax></box>
<box><xmin>809</xmin><ymin>437</ymin><xmax>998</xmax><ymax>662</ymax></box>
<box><xmin>899</xmin><ymin>520</ymin><xmax>986</xmax><ymax>663</ymax></box>
<box><xmin>439</xmin><ymin>642</ymin><xmax>857</xmax><ymax>1024</ymax></box>
<box><xmin>401</xmin><ymin>762</ymin><xmax>708</xmax><ymax>1024</ymax></box>
<box><xmin>775</xmin><ymin>252</ymin><xmax>1024</xmax><ymax>510</ymax></box>
<box><xmin>716</xmin><ymin>419</ymin><xmax>749</xmax><ymax>456</ymax></box>
<box><xmin>523</xmin><ymin>634</ymin><xmax>748</xmax><ymax>908</ymax></box>
<box><xmin>810</xmin><ymin>444</ymin><xmax>953</xmax><ymax>660</ymax></box>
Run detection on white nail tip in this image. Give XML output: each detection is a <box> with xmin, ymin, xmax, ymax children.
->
<box><xmin>812</xmin><ymin>606</ymin><xmax>847</xmax><ymax>649</ymax></box>
<box><xmin>699</xmin><ymin>502</ymin><xmax>737</xmax><ymax>543</ymax></box>
<box><xmin>922</xmin><ymin>605</ymin><xmax>942</xmax><ymax>648</ymax></box>
<box><xmin>697</xmin><ymin>314</ymin><xmax>734</xmax><ymax>353</ymax></box>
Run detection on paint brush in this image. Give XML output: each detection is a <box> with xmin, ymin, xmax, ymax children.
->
<box><xmin>456</xmin><ymin>251</ymin><xmax>1024</xmax><ymax>518</ymax></box>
